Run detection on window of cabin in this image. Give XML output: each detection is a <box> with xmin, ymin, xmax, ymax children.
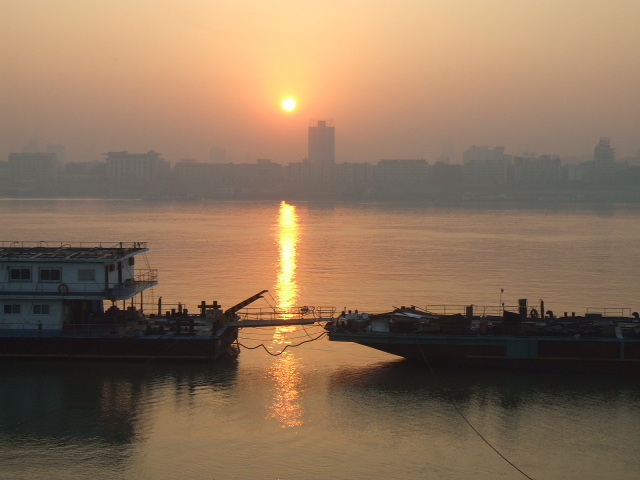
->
<box><xmin>33</xmin><ymin>304</ymin><xmax>50</xmax><ymax>315</ymax></box>
<box><xmin>78</xmin><ymin>269</ymin><xmax>96</xmax><ymax>281</ymax></box>
<box><xmin>3</xmin><ymin>304</ymin><xmax>21</xmax><ymax>314</ymax></box>
<box><xmin>39</xmin><ymin>268</ymin><xmax>62</xmax><ymax>282</ymax></box>
<box><xmin>9</xmin><ymin>268</ymin><xmax>31</xmax><ymax>281</ymax></box>
<box><xmin>9</xmin><ymin>268</ymin><xmax>31</xmax><ymax>282</ymax></box>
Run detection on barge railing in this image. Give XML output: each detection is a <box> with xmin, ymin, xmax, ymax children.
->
<box><xmin>0</xmin><ymin>241</ymin><xmax>148</xmax><ymax>249</ymax></box>
<box><xmin>423</xmin><ymin>305</ymin><xmax>518</xmax><ymax>317</ymax></box>
<box><xmin>0</xmin><ymin>319</ymin><xmax>214</xmax><ymax>338</ymax></box>
<box><xmin>236</xmin><ymin>306</ymin><xmax>336</xmax><ymax>322</ymax></box>
<box><xmin>585</xmin><ymin>307</ymin><xmax>633</xmax><ymax>318</ymax></box>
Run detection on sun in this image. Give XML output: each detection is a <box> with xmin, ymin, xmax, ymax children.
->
<box><xmin>281</xmin><ymin>98</ymin><xmax>296</xmax><ymax>111</ymax></box>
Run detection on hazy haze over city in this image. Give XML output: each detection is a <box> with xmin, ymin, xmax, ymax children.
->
<box><xmin>1</xmin><ymin>0</ymin><xmax>639</xmax><ymax>164</ymax></box>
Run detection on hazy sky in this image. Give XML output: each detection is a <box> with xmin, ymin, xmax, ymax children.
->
<box><xmin>2</xmin><ymin>1</ymin><xmax>639</xmax><ymax>164</ymax></box>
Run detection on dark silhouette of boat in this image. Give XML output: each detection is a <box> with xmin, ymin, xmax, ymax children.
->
<box><xmin>327</xmin><ymin>300</ymin><xmax>640</xmax><ymax>374</ymax></box>
<box><xmin>0</xmin><ymin>241</ymin><xmax>264</xmax><ymax>361</ymax></box>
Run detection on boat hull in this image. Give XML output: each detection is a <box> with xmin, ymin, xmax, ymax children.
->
<box><xmin>328</xmin><ymin>331</ymin><xmax>640</xmax><ymax>374</ymax></box>
<box><xmin>0</xmin><ymin>327</ymin><xmax>238</xmax><ymax>361</ymax></box>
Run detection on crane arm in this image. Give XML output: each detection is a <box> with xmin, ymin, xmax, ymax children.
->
<box><xmin>223</xmin><ymin>290</ymin><xmax>268</xmax><ymax>317</ymax></box>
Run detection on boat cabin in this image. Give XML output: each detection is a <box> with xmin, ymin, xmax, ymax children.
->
<box><xmin>0</xmin><ymin>242</ymin><xmax>157</xmax><ymax>330</ymax></box>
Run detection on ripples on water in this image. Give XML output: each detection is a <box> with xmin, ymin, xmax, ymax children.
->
<box><xmin>1</xmin><ymin>199</ymin><xmax>640</xmax><ymax>479</ymax></box>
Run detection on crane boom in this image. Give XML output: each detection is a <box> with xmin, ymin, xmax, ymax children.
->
<box><xmin>224</xmin><ymin>290</ymin><xmax>268</xmax><ymax>317</ymax></box>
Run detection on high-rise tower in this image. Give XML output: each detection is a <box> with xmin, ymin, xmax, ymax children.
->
<box><xmin>594</xmin><ymin>137</ymin><xmax>615</xmax><ymax>165</ymax></box>
<box><xmin>593</xmin><ymin>137</ymin><xmax>616</xmax><ymax>178</ymax></box>
<box><xmin>307</xmin><ymin>120</ymin><xmax>335</xmax><ymax>164</ymax></box>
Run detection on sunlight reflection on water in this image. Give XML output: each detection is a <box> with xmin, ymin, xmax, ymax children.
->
<box><xmin>267</xmin><ymin>201</ymin><xmax>304</xmax><ymax>427</ymax></box>
<box><xmin>275</xmin><ymin>201</ymin><xmax>299</xmax><ymax>314</ymax></box>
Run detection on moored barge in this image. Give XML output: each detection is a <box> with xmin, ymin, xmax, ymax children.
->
<box><xmin>327</xmin><ymin>300</ymin><xmax>640</xmax><ymax>374</ymax></box>
<box><xmin>0</xmin><ymin>241</ymin><xmax>258</xmax><ymax>360</ymax></box>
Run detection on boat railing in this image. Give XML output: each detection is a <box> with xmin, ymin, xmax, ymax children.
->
<box><xmin>119</xmin><ymin>269</ymin><xmax>158</xmax><ymax>295</ymax></box>
<box><xmin>0</xmin><ymin>320</ymin><xmax>211</xmax><ymax>338</ymax></box>
<box><xmin>585</xmin><ymin>307</ymin><xmax>633</xmax><ymax>318</ymax></box>
<box><xmin>423</xmin><ymin>305</ymin><xmax>516</xmax><ymax>317</ymax></box>
<box><xmin>0</xmin><ymin>240</ymin><xmax>148</xmax><ymax>249</ymax></box>
<box><xmin>237</xmin><ymin>306</ymin><xmax>336</xmax><ymax>322</ymax></box>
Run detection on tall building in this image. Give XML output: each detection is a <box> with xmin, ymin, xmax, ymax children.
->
<box><xmin>307</xmin><ymin>120</ymin><xmax>335</xmax><ymax>164</ymax></box>
<box><xmin>594</xmin><ymin>137</ymin><xmax>615</xmax><ymax>164</ymax></box>
<box><xmin>591</xmin><ymin>137</ymin><xmax>618</xmax><ymax>179</ymax></box>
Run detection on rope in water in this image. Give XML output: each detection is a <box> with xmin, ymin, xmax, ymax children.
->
<box><xmin>415</xmin><ymin>338</ymin><xmax>536</xmax><ymax>480</ymax></box>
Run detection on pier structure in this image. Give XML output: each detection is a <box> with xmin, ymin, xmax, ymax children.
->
<box><xmin>226</xmin><ymin>305</ymin><xmax>336</xmax><ymax>328</ymax></box>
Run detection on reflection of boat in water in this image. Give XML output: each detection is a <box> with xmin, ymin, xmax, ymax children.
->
<box><xmin>327</xmin><ymin>299</ymin><xmax>640</xmax><ymax>374</ymax></box>
<box><xmin>0</xmin><ymin>357</ymin><xmax>239</xmax><ymax>442</ymax></box>
<box><xmin>0</xmin><ymin>241</ymin><xmax>264</xmax><ymax>360</ymax></box>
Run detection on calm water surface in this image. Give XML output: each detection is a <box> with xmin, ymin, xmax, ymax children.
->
<box><xmin>1</xmin><ymin>199</ymin><xmax>639</xmax><ymax>480</ymax></box>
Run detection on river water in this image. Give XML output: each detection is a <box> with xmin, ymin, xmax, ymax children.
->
<box><xmin>1</xmin><ymin>199</ymin><xmax>639</xmax><ymax>480</ymax></box>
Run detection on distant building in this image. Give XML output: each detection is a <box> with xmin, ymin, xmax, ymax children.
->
<box><xmin>8</xmin><ymin>152</ymin><xmax>58</xmax><ymax>181</ymax></box>
<box><xmin>307</xmin><ymin>120</ymin><xmax>335</xmax><ymax>164</ymax></box>
<box><xmin>512</xmin><ymin>155</ymin><xmax>562</xmax><ymax>184</ymax></box>
<box><xmin>287</xmin><ymin>162</ymin><xmax>335</xmax><ymax>187</ymax></box>
<box><xmin>334</xmin><ymin>162</ymin><xmax>374</xmax><ymax>188</ymax></box>
<box><xmin>174</xmin><ymin>160</ymin><xmax>219</xmax><ymax>196</ymax></box>
<box><xmin>0</xmin><ymin>161</ymin><xmax>9</xmax><ymax>183</ymax></box>
<box><xmin>593</xmin><ymin>137</ymin><xmax>616</xmax><ymax>178</ymax></box>
<box><xmin>463</xmin><ymin>146</ymin><xmax>511</xmax><ymax>186</ymax></box>
<box><xmin>430</xmin><ymin>161</ymin><xmax>464</xmax><ymax>188</ymax></box>
<box><xmin>6</xmin><ymin>152</ymin><xmax>58</xmax><ymax>196</ymax></box>
<box><xmin>566</xmin><ymin>165</ymin><xmax>584</xmax><ymax>182</ymax></box>
<box><xmin>376</xmin><ymin>159</ymin><xmax>428</xmax><ymax>187</ymax></box>
<box><xmin>105</xmin><ymin>150</ymin><xmax>169</xmax><ymax>182</ymax></box>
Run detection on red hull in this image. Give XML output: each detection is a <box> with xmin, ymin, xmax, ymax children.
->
<box><xmin>0</xmin><ymin>328</ymin><xmax>238</xmax><ymax>361</ymax></box>
<box><xmin>329</xmin><ymin>332</ymin><xmax>640</xmax><ymax>374</ymax></box>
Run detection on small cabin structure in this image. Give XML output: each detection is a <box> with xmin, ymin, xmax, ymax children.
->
<box><xmin>0</xmin><ymin>241</ymin><xmax>157</xmax><ymax>330</ymax></box>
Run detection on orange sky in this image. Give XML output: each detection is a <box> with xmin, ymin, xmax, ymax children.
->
<box><xmin>1</xmin><ymin>0</ymin><xmax>639</xmax><ymax>163</ymax></box>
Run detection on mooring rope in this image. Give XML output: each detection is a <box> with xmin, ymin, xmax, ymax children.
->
<box><xmin>237</xmin><ymin>331</ymin><xmax>327</xmax><ymax>356</ymax></box>
<box><xmin>415</xmin><ymin>338</ymin><xmax>536</xmax><ymax>480</ymax></box>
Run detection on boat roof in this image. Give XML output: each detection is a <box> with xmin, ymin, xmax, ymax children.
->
<box><xmin>0</xmin><ymin>242</ymin><xmax>148</xmax><ymax>262</ymax></box>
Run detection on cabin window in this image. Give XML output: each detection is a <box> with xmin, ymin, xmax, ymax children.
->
<box><xmin>9</xmin><ymin>268</ymin><xmax>31</xmax><ymax>281</ymax></box>
<box><xmin>39</xmin><ymin>268</ymin><xmax>62</xmax><ymax>282</ymax></box>
<box><xmin>3</xmin><ymin>304</ymin><xmax>21</xmax><ymax>314</ymax></box>
<box><xmin>33</xmin><ymin>304</ymin><xmax>50</xmax><ymax>315</ymax></box>
<box><xmin>78</xmin><ymin>269</ymin><xmax>96</xmax><ymax>281</ymax></box>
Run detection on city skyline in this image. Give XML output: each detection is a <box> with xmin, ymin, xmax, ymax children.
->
<box><xmin>1</xmin><ymin>2</ymin><xmax>639</xmax><ymax>164</ymax></box>
<box><xmin>5</xmin><ymin>131</ymin><xmax>638</xmax><ymax>167</ymax></box>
